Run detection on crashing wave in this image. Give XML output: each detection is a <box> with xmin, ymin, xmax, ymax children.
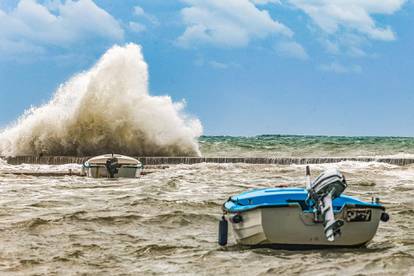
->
<box><xmin>0</xmin><ymin>44</ymin><xmax>202</xmax><ymax>156</ymax></box>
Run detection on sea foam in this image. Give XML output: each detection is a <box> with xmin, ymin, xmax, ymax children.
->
<box><xmin>0</xmin><ymin>44</ymin><xmax>202</xmax><ymax>156</ymax></box>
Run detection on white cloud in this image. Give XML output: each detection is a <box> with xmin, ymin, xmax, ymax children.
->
<box><xmin>289</xmin><ymin>0</ymin><xmax>406</xmax><ymax>41</ymax></box>
<box><xmin>275</xmin><ymin>41</ymin><xmax>308</xmax><ymax>60</ymax></box>
<box><xmin>320</xmin><ymin>33</ymin><xmax>372</xmax><ymax>57</ymax></box>
<box><xmin>319</xmin><ymin>62</ymin><xmax>362</xmax><ymax>74</ymax></box>
<box><xmin>209</xmin><ymin>60</ymin><xmax>229</xmax><ymax>69</ymax></box>
<box><xmin>129</xmin><ymin>21</ymin><xmax>146</xmax><ymax>33</ymax></box>
<box><xmin>132</xmin><ymin>5</ymin><xmax>159</xmax><ymax>25</ymax></box>
<box><xmin>130</xmin><ymin>5</ymin><xmax>159</xmax><ymax>34</ymax></box>
<box><xmin>133</xmin><ymin>6</ymin><xmax>145</xmax><ymax>16</ymax></box>
<box><xmin>194</xmin><ymin>57</ymin><xmax>240</xmax><ymax>69</ymax></box>
<box><xmin>321</xmin><ymin>39</ymin><xmax>340</xmax><ymax>55</ymax></box>
<box><xmin>251</xmin><ymin>0</ymin><xmax>281</xmax><ymax>4</ymax></box>
<box><xmin>177</xmin><ymin>0</ymin><xmax>293</xmax><ymax>48</ymax></box>
<box><xmin>0</xmin><ymin>39</ymin><xmax>45</xmax><ymax>56</ymax></box>
<box><xmin>0</xmin><ymin>0</ymin><xmax>123</xmax><ymax>55</ymax></box>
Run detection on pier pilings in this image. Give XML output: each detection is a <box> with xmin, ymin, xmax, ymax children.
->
<box><xmin>1</xmin><ymin>156</ymin><xmax>414</xmax><ymax>166</ymax></box>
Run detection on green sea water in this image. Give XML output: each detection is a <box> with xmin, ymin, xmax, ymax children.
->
<box><xmin>199</xmin><ymin>135</ymin><xmax>414</xmax><ymax>157</ymax></box>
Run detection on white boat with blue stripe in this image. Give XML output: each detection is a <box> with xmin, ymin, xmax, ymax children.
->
<box><xmin>218</xmin><ymin>167</ymin><xmax>389</xmax><ymax>248</ymax></box>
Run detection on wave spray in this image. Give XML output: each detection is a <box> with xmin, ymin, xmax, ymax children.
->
<box><xmin>0</xmin><ymin>44</ymin><xmax>202</xmax><ymax>156</ymax></box>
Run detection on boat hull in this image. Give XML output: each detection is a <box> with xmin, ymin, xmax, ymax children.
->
<box><xmin>85</xmin><ymin>165</ymin><xmax>141</xmax><ymax>178</ymax></box>
<box><xmin>229</xmin><ymin>205</ymin><xmax>382</xmax><ymax>247</ymax></box>
<box><xmin>83</xmin><ymin>154</ymin><xmax>143</xmax><ymax>178</ymax></box>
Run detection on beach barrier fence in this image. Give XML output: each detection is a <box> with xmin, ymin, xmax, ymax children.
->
<box><xmin>1</xmin><ymin>156</ymin><xmax>414</xmax><ymax>166</ymax></box>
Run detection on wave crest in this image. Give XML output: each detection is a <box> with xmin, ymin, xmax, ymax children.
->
<box><xmin>0</xmin><ymin>44</ymin><xmax>202</xmax><ymax>156</ymax></box>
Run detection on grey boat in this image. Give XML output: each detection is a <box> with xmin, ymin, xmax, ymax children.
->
<box><xmin>82</xmin><ymin>154</ymin><xmax>143</xmax><ymax>178</ymax></box>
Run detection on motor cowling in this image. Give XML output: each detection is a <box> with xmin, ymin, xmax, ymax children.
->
<box><xmin>307</xmin><ymin>168</ymin><xmax>347</xmax><ymax>241</ymax></box>
<box><xmin>309</xmin><ymin>168</ymin><xmax>347</xmax><ymax>200</ymax></box>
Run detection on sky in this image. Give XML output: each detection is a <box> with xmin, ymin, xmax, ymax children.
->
<box><xmin>0</xmin><ymin>0</ymin><xmax>413</xmax><ymax>136</ymax></box>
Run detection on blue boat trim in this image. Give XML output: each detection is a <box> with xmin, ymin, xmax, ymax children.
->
<box><xmin>223</xmin><ymin>187</ymin><xmax>384</xmax><ymax>213</ymax></box>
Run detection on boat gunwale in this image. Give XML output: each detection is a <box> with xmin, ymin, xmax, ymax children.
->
<box><xmin>84</xmin><ymin>164</ymin><xmax>141</xmax><ymax>168</ymax></box>
<box><xmin>223</xmin><ymin>202</ymin><xmax>385</xmax><ymax>214</ymax></box>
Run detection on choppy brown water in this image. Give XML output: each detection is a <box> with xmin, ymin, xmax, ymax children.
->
<box><xmin>0</xmin><ymin>161</ymin><xmax>413</xmax><ymax>275</ymax></box>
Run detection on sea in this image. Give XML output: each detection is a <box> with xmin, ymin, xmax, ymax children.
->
<box><xmin>0</xmin><ymin>135</ymin><xmax>413</xmax><ymax>275</ymax></box>
<box><xmin>199</xmin><ymin>135</ymin><xmax>414</xmax><ymax>158</ymax></box>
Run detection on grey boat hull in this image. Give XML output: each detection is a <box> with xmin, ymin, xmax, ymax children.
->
<box><xmin>85</xmin><ymin>165</ymin><xmax>141</xmax><ymax>178</ymax></box>
<box><xmin>229</xmin><ymin>205</ymin><xmax>383</xmax><ymax>247</ymax></box>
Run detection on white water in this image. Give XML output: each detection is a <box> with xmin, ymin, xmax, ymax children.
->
<box><xmin>0</xmin><ymin>162</ymin><xmax>413</xmax><ymax>275</ymax></box>
<box><xmin>0</xmin><ymin>44</ymin><xmax>202</xmax><ymax>157</ymax></box>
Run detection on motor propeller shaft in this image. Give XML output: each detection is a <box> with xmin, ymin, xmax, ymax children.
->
<box><xmin>306</xmin><ymin>167</ymin><xmax>347</xmax><ymax>241</ymax></box>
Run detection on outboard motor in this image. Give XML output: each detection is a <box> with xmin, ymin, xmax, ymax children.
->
<box><xmin>105</xmin><ymin>157</ymin><xmax>119</xmax><ymax>178</ymax></box>
<box><xmin>306</xmin><ymin>167</ymin><xmax>347</xmax><ymax>241</ymax></box>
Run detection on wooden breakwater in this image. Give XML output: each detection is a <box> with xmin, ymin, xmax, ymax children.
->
<box><xmin>2</xmin><ymin>156</ymin><xmax>414</xmax><ymax>166</ymax></box>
